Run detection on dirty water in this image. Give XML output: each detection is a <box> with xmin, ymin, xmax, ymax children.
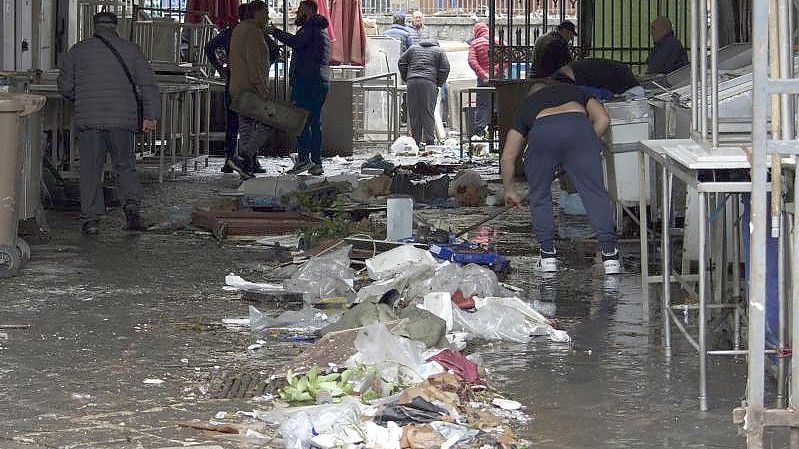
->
<box><xmin>0</xmin><ymin>155</ymin><xmax>788</xmax><ymax>448</ymax></box>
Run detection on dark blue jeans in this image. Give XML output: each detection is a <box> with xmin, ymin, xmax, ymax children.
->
<box><xmin>292</xmin><ymin>80</ymin><xmax>329</xmax><ymax>165</ymax></box>
<box><xmin>523</xmin><ymin>112</ymin><xmax>617</xmax><ymax>253</ymax></box>
<box><xmin>224</xmin><ymin>84</ymin><xmax>239</xmax><ymax>159</ymax></box>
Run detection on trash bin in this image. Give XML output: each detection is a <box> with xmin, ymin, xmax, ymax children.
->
<box><xmin>0</xmin><ymin>93</ymin><xmax>46</xmax><ymax>278</ymax></box>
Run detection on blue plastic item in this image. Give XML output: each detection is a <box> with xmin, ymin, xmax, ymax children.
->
<box><xmin>429</xmin><ymin>244</ymin><xmax>511</xmax><ymax>272</ymax></box>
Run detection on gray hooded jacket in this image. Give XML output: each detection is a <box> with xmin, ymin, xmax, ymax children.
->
<box><xmin>58</xmin><ymin>29</ymin><xmax>160</xmax><ymax>132</ymax></box>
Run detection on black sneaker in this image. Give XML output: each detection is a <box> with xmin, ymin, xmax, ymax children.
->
<box><xmin>226</xmin><ymin>158</ymin><xmax>254</xmax><ymax>180</ymax></box>
<box><xmin>82</xmin><ymin>220</ymin><xmax>99</xmax><ymax>235</ymax></box>
<box><xmin>124</xmin><ymin>204</ymin><xmax>145</xmax><ymax>231</ymax></box>
<box><xmin>220</xmin><ymin>159</ymin><xmax>235</xmax><ymax>173</ymax></box>
<box><xmin>286</xmin><ymin>159</ymin><xmax>313</xmax><ymax>175</ymax></box>
<box><xmin>602</xmin><ymin>248</ymin><xmax>622</xmax><ymax>275</ymax></box>
<box><xmin>308</xmin><ymin>164</ymin><xmax>324</xmax><ymax>176</ymax></box>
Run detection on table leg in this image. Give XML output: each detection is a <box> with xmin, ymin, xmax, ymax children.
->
<box><xmin>699</xmin><ymin>190</ymin><xmax>709</xmax><ymax>412</ymax></box>
<box><xmin>638</xmin><ymin>151</ymin><xmax>650</xmax><ymax>315</ymax></box>
<box><xmin>662</xmin><ymin>166</ymin><xmax>672</xmax><ymax>353</ymax></box>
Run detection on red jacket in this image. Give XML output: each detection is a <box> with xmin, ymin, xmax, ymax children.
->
<box><xmin>468</xmin><ymin>23</ymin><xmax>492</xmax><ymax>81</ymax></box>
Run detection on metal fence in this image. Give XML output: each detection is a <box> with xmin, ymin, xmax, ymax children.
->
<box><xmin>580</xmin><ymin>0</ymin><xmax>691</xmax><ymax>71</ymax></box>
<box><xmin>362</xmin><ymin>0</ymin><xmax>576</xmax><ymax>16</ymax></box>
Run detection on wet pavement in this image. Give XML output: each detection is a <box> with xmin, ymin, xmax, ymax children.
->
<box><xmin>0</xmin><ymin>156</ymin><xmax>779</xmax><ymax>448</ymax></box>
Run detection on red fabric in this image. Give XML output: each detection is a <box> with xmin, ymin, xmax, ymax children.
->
<box><xmin>429</xmin><ymin>349</ymin><xmax>481</xmax><ymax>384</ymax></box>
<box><xmin>313</xmin><ymin>0</ymin><xmax>337</xmax><ymax>43</ymax></box>
<box><xmin>329</xmin><ymin>0</ymin><xmax>366</xmax><ymax>65</ymax></box>
<box><xmin>187</xmin><ymin>0</ymin><xmax>240</xmax><ymax>29</ymax></box>
<box><xmin>451</xmin><ymin>289</ymin><xmax>475</xmax><ymax>310</ymax></box>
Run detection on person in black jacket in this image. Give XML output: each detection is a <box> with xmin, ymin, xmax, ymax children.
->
<box><xmin>269</xmin><ymin>0</ymin><xmax>331</xmax><ymax>176</ymax></box>
<box><xmin>398</xmin><ymin>39</ymin><xmax>450</xmax><ymax>145</ymax></box>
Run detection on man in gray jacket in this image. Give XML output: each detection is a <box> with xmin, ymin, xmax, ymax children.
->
<box><xmin>398</xmin><ymin>39</ymin><xmax>450</xmax><ymax>145</ymax></box>
<box><xmin>58</xmin><ymin>12</ymin><xmax>160</xmax><ymax>235</ymax></box>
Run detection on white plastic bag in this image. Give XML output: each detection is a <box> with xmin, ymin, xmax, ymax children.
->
<box><xmin>248</xmin><ymin>305</ymin><xmax>335</xmax><ymax>336</ymax></box>
<box><xmin>285</xmin><ymin>245</ymin><xmax>356</xmax><ymax>303</ymax></box>
<box><xmin>365</xmin><ymin>245</ymin><xmax>438</xmax><ymax>281</ymax></box>
<box><xmin>348</xmin><ymin>323</ymin><xmax>426</xmax><ymax>385</ymax></box>
<box><xmin>390</xmin><ymin>136</ymin><xmax>419</xmax><ymax>155</ymax></box>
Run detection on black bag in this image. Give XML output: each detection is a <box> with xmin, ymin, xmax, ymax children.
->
<box><xmin>94</xmin><ymin>34</ymin><xmax>144</xmax><ymax>133</ymax></box>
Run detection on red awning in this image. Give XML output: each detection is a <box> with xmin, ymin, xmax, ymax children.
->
<box><xmin>186</xmin><ymin>0</ymin><xmax>241</xmax><ymax>29</ymax></box>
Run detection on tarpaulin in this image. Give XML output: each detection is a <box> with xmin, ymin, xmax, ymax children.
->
<box><xmin>329</xmin><ymin>0</ymin><xmax>366</xmax><ymax>65</ymax></box>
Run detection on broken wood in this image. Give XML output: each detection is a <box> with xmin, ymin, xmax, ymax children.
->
<box><xmin>177</xmin><ymin>421</ymin><xmax>239</xmax><ymax>434</ymax></box>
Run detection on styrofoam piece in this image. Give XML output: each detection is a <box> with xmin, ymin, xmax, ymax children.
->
<box><xmin>421</xmin><ymin>292</ymin><xmax>454</xmax><ymax>332</ymax></box>
<box><xmin>365</xmin><ymin>245</ymin><xmax>437</xmax><ymax>281</ymax></box>
<box><xmin>386</xmin><ymin>197</ymin><xmax>413</xmax><ymax>241</ymax></box>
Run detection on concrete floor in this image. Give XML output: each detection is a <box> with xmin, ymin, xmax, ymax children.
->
<box><xmin>0</xmin><ymin>158</ymin><xmax>782</xmax><ymax>448</ymax></box>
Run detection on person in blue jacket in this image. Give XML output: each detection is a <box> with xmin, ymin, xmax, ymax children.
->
<box><xmin>269</xmin><ymin>0</ymin><xmax>331</xmax><ymax>176</ymax></box>
<box><xmin>383</xmin><ymin>13</ymin><xmax>412</xmax><ymax>53</ymax></box>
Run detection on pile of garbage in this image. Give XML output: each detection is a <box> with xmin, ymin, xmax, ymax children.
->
<box><xmin>218</xmin><ymin>242</ymin><xmax>569</xmax><ymax>448</ymax></box>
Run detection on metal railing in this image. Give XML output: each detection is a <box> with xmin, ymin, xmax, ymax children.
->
<box><xmin>581</xmin><ymin>0</ymin><xmax>691</xmax><ymax>71</ymax></box>
<box><xmin>362</xmin><ymin>0</ymin><xmax>575</xmax><ymax>16</ymax></box>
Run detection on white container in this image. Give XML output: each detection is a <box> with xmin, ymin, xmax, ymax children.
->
<box><xmin>386</xmin><ymin>196</ymin><xmax>413</xmax><ymax>241</ymax></box>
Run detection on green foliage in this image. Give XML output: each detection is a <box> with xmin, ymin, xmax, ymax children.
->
<box><xmin>278</xmin><ymin>364</ymin><xmax>355</xmax><ymax>404</ymax></box>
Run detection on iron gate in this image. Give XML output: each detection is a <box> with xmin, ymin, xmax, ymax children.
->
<box><xmin>487</xmin><ymin>0</ymin><xmax>695</xmax><ymax>80</ymax></box>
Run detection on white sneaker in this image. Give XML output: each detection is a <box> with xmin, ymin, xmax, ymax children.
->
<box><xmin>602</xmin><ymin>248</ymin><xmax>622</xmax><ymax>275</ymax></box>
<box><xmin>535</xmin><ymin>250</ymin><xmax>559</xmax><ymax>273</ymax></box>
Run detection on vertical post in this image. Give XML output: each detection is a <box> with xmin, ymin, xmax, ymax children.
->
<box><xmin>709</xmin><ymin>0</ymin><xmax>719</xmax><ymax>147</ymax></box>
<box><xmin>639</xmin><ymin>151</ymin><xmax>650</xmax><ymax>313</ymax></box>
<box><xmin>699</xmin><ymin>0</ymin><xmax>708</xmax><ymax>138</ymax></box>
<box><xmin>690</xmin><ymin>0</ymin><xmax>698</xmax><ymax>132</ymax></box>
<box><xmin>746</xmin><ymin>0</ymin><xmax>769</xmax><ymax>446</ymax></box>
<box><xmin>698</xmin><ymin>191</ymin><xmax>708</xmax><ymax>412</ymax></box>
<box><xmin>662</xmin><ymin>168</ymin><xmax>673</xmax><ymax>352</ymax></box>
<box><xmin>791</xmin><ymin>173</ymin><xmax>799</xmax><ymax>446</ymax></box>
<box><xmin>778</xmin><ymin>0</ymin><xmax>794</xmax><ymax>141</ymax></box>
<box><xmin>777</xmin><ymin>210</ymin><xmax>786</xmax><ymax>408</ymax></box>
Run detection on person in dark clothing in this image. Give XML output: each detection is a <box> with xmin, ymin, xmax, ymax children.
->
<box><xmin>501</xmin><ymin>79</ymin><xmax>620</xmax><ymax>275</ymax></box>
<box><xmin>554</xmin><ymin>58</ymin><xmax>644</xmax><ymax>100</ymax></box>
<box><xmin>646</xmin><ymin>16</ymin><xmax>689</xmax><ymax>74</ymax></box>
<box><xmin>205</xmin><ymin>4</ymin><xmax>249</xmax><ymax>173</ymax></box>
<box><xmin>270</xmin><ymin>0</ymin><xmax>331</xmax><ymax>176</ymax></box>
<box><xmin>58</xmin><ymin>12</ymin><xmax>160</xmax><ymax>235</ymax></box>
<box><xmin>533</xmin><ymin>21</ymin><xmax>576</xmax><ymax>78</ymax></box>
<box><xmin>398</xmin><ymin>39</ymin><xmax>450</xmax><ymax>145</ymax></box>
<box><xmin>383</xmin><ymin>13</ymin><xmax>412</xmax><ymax>53</ymax></box>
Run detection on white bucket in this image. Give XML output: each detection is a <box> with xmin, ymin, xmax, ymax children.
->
<box><xmin>386</xmin><ymin>196</ymin><xmax>413</xmax><ymax>241</ymax></box>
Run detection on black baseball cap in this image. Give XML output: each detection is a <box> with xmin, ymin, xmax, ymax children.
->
<box><xmin>557</xmin><ymin>20</ymin><xmax>577</xmax><ymax>35</ymax></box>
<box><xmin>93</xmin><ymin>11</ymin><xmax>118</xmax><ymax>25</ymax></box>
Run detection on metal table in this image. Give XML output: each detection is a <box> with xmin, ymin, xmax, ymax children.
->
<box><xmin>638</xmin><ymin>139</ymin><xmax>774</xmax><ymax>411</ymax></box>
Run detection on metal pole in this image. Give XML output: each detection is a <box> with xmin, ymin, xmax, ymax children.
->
<box><xmin>663</xmin><ymin>167</ymin><xmax>673</xmax><ymax>353</ymax></box>
<box><xmin>769</xmin><ymin>0</ymin><xmax>783</xmax><ymax>239</ymax></box>
<box><xmin>776</xmin><ymin>210</ymin><xmax>786</xmax><ymax>409</ymax></box>
<box><xmin>699</xmin><ymin>191</ymin><xmax>708</xmax><ymax>412</ymax></box>
<box><xmin>790</xmin><ymin>175</ymin><xmax>799</xmax><ymax>446</ymax></box>
<box><xmin>639</xmin><ymin>151</ymin><xmax>650</xmax><ymax>312</ymax></box>
<box><xmin>778</xmin><ymin>0</ymin><xmax>794</xmax><ymax>141</ymax></box>
<box><xmin>709</xmin><ymin>0</ymin><xmax>719</xmax><ymax>147</ymax></box>
<box><xmin>746</xmin><ymin>0</ymin><xmax>770</xmax><ymax>445</ymax></box>
<box><xmin>699</xmin><ymin>0</ymin><xmax>708</xmax><ymax>138</ymax></box>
